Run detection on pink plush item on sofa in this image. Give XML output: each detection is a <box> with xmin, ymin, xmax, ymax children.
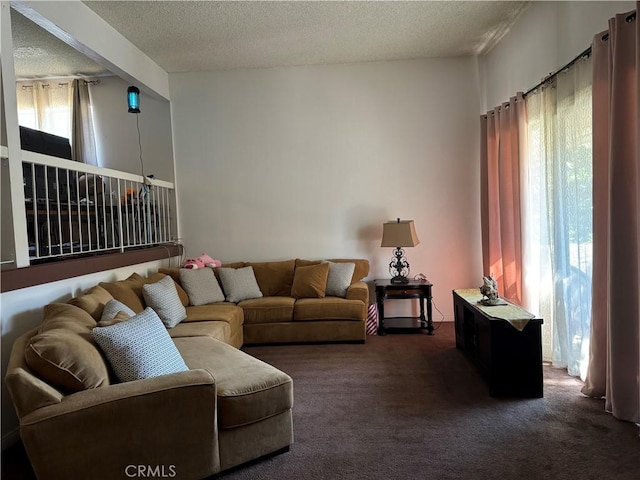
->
<box><xmin>182</xmin><ymin>253</ymin><xmax>222</xmax><ymax>269</ymax></box>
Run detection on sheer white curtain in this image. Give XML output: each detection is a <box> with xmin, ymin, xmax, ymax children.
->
<box><xmin>16</xmin><ymin>80</ymin><xmax>73</xmax><ymax>139</ymax></box>
<box><xmin>523</xmin><ymin>55</ymin><xmax>593</xmax><ymax>379</ymax></box>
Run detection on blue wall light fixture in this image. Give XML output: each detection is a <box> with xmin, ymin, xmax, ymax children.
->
<box><xmin>127</xmin><ymin>86</ymin><xmax>140</xmax><ymax>113</ymax></box>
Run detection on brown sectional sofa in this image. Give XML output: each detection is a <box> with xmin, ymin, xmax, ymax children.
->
<box><xmin>5</xmin><ymin>257</ymin><xmax>369</xmax><ymax>479</ymax></box>
<box><xmin>160</xmin><ymin>258</ymin><xmax>370</xmax><ymax>345</ymax></box>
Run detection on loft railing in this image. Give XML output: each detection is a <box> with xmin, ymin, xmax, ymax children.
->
<box><xmin>16</xmin><ymin>150</ymin><xmax>176</xmax><ymax>264</ymax></box>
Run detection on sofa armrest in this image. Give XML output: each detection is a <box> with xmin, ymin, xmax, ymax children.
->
<box><xmin>21</xmin><ymin>369</ymin><xmax>220</xmax><ymax>480</ymax></box>
<box><xmin>5</xmin><ymin>328</ymin><xmax>64</xmax><ymax>418</ymax></box>
<box><xmin>346</xmin><ymin>281</ymin><xmax>369</xmax><ymax>304</ymax></box>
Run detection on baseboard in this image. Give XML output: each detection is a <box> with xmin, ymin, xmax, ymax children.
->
<box><xmin>2</xmin><ymin>428</ymin><xmax>21</xmax><ymax>451</ymax></box>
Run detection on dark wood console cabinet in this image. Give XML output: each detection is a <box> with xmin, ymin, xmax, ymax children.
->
<box><xmin>453</xmin><ymin>290</ymin><xmax>543</xmax><ymax>398</ymax></box>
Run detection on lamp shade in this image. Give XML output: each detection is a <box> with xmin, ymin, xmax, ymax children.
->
<box><xmin>381</xmin><ymin>219</ymin><xmax>420</xmax><ymax>247</ymax></box>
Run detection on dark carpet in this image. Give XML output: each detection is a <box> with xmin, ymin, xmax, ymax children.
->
<box><xmin>3</xmin><ymin>323</ymin><xmax>639</xmax><ymax>480</ymax></box>
<box><xmin>227</xmin><ymin>323</ymin><xmax>639</xmax><ymax>480</ymax></box>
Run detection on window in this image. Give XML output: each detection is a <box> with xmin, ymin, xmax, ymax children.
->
<box><xmin>523</xmin><ymin>56</ymin><xmax>593</xmax><ymax>379</ymax></box>
<box><xmin>16</xmin><ymin>80</ymin><xmax>73</xmax><ymax>140</ymax></box>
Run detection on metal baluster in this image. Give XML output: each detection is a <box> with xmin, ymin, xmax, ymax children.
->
<box><xmin>93</xmin><ymin>176</ymin><xmax>100</xmax><ymax>250</ymax></box>
<box><xmin>55</xmin><ymin>168</ymin><xmax>63</xmax><ymax>256</ymax></box>
<box><xmin>43</xmin><ymin>166</ymin><xmax>52</xmax><ymax>257</ymax></box>
<box><xmin>67</xmin><ymin>169</ymin><xmax>73</xmax><ymax>254</ymax></box>
<box><xmin>85</xmin><ymin>175</ymin><xmax>91</xmax><ymax>251</ymax></box>
<box><xmin>29</xmin><ymin>164</ymin><xmax>40</xmax><ymax>259</ymax></box>
<box><xmin>76</xmin><ymin>171</ymin><xmax>83</xmax><ymax>251</ymax></box>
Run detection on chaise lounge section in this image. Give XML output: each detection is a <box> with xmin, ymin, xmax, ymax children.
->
<box><xmin>5</xmin><ymin>274</ymin><xmax>293</xmax><ymax>480</ymax></box>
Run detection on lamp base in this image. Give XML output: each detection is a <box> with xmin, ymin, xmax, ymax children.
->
<box><xmin>390</xmin><ymin>275</ymin><xmax>410</xmax><ymax>284</ymax></box>
<box><xmin>388</xmin><ymin>248</ymin><xmax>411</xmax><ymax>284</ymax></box>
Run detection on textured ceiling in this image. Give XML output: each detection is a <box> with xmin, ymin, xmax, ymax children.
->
<box><xmin>11</xmin><ymin>8</ymin><xmax>111</xmax><ymax>79</ymax></box>
<box><xmin>82</xmin><ymin>1</ymin><xmax>530</xmax><ymax>73</ymax></box>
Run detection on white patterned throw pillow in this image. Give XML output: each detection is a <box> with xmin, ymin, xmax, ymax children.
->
<box><xmin>100</xmin><ymin>299</ymin><xmax>135</xmax><ymax>323</ymax></box>
<box><xmin>92</xmin><ymin>308</ymin><xmax>188</xmax><ymax>383</ymax></box>
<box><xmin>217</xmin><ymin>266</ymin><xmax>263</xmax><ymax>303</ymax></box>
<box><xmin>179</xmin><ymin>268</ymin><xmax>225</xmax><ymax>305</ymax></box>
<box><xmin>142</xmin><ymin>275</ymin><xmax>187</xmax><ymax>328</ymax></box>
<box><xmin>324</xmin><ymin>261</ymin><xmax>356</xmax><ymax>297</ymax></box>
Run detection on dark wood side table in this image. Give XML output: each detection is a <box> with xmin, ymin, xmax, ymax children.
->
<box><xmin>374</xmin><ymin>279</ymin><xmax>433</xmax><ymax>335</ymax></box>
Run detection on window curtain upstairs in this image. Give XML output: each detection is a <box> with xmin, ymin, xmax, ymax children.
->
<box><xmin>16</xmin><ymin>80</ymin><xmax>72</xmax><ymax>140</ymax></box>
<box><xmin>71</xmin><ymin>79</ymin><xmax>98</xmax><ymax>166</ymax></box>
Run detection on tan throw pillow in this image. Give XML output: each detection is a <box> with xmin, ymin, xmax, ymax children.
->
<box><xmin>291</xmin><ymin>263</ymin><xmax>330</xmax><ymax>299</ymax></box>
<box><xmin>24</xmin><ymin>304</ymin><xmax>111</xmax><ymax>393</ymax></box>
<box><xmin>247</xmin><ymin>260</ymin><xmax>296</xmax><ymax>296</ymax></box>
<box><xmin>68</xmin><ymin>285</ymin><xmax>114</xmax><ymax>321</ymax></box>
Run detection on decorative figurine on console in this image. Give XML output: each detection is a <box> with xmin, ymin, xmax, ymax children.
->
<box><xmin>479</xmin><ymin>275</ymin><xmax>500</xmax><ymax>306</ymax></box>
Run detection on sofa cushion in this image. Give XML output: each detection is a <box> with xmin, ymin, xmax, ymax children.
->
<box><xmin>168</xmin><ymin>321</ymin><xmax>231</xmax><ymax>344</ymax></box>
<box><xmin>99</xmin><ymin>310</ymin><xmax>131</xmax><ymax>327</ymax></box>
<box><xmin>293</xmin><ymin>297</ymin><xmax>366</xmax><ymax>322</ymax></box>
<box><xmin>179</xmin><ymin>268</ymin><xmax>225</xmax><ymax>305</ymax></box>
<box><xmin>157</xmin><ymin>268</ymin><xmax>190</xmax><ymax>307</ymax></box>
<box><xmin>174</xmin><ymin>336</ymin><xmax>293</xmax><ymax>429</ymax></box>
<box><xmin>92</xmin><ymin>308</ymin><xmax>189</xmax><ymax>383</ymax></box>
<box><xmin>291</xmin><ymin>263</ymin><xmax>329</xmax><ymax>299</ymax></box>
<box><xmin>246</xmin><ymin>260</ymin><xmax>295</xmax><ymax>296</ymax></box>
<box><xmin>142</xmin><ymin>275</ymin><xmax>187</xmax><ymax>328</ymax></box>
<box><xmin>238</xmin><ymin>297</ymin><xmax>295</xmax><ymax>324</ymax></box>
<box><xmin>185</xmin><ymin>304</ymin><xmax>244</xmax><ymax>326</ymax></box>
<box><xmin>68</xmin><ymin>285</ymin><xmax>114</xmax><ymax>321</ymax></box>
<box><xmin>218</xmin><ymin>267</ymin><xmax>263</xmax><ymax>303</ymax></box>
<box><xmin>24</xmin><ymin>303</ymin><xmax>110</xmax><ymax>392</ymax></box>
<box><xmin>99</xmin><ymin>273</ymin><xmax>147</xmax><ymax>313</ymax></box>
<box><xmin>220</xmin><ymin>262</ymin><xmax>246</xmax><ymax>269</ymax></box>
<box><xmin>346</xmin><ymin>281</ymin><xmax>370</xmax><ymax>304</ymax></box>
<box><xmin>325</xmin><ymin>261</ymin><xmax>356</xmax><ymax>297</ymax></box>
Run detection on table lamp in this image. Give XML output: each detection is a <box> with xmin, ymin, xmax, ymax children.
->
<box><xmin>381</xmin><ymin>218</ymin><xmax>420</xmax><ymax>284</ymax></box>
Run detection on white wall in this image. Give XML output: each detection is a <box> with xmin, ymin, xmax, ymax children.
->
<box><xmin>170</xmin><ymin>58</ymin><xmax>483</xmax><ymax>319</ymax></box>
<box><xmin>481</xmin><ymin>1</ymin><xmax>634</xmax><ymax>110</ymax></box>
<box><xmin>90</xmin><ymin>75</ymin><xmax>174</xmax><ymax>181</ymax></box>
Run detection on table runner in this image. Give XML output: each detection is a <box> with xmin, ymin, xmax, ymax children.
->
<box><xmin>454</xmin><ymin>289</ymin><xmax>535</xmax><ymax>331</ymax></box>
